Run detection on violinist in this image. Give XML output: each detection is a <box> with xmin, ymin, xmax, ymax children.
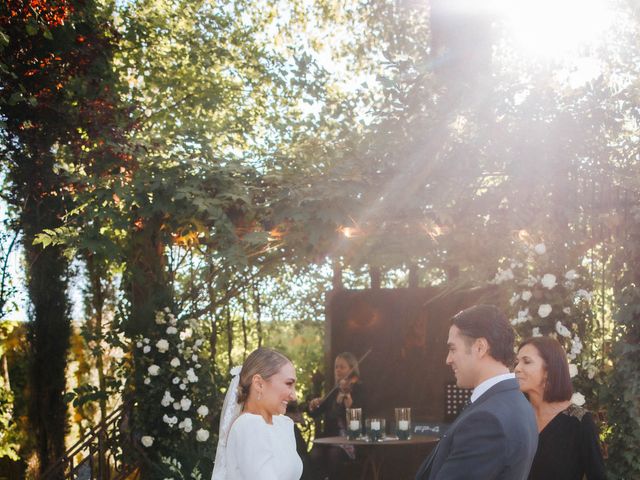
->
<box><xmin>307</xmin><ymin>352</ymin><xmax>366</xmax><ymax>480</ymax></box>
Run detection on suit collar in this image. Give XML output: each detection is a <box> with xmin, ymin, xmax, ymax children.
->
<box><xmin>470</xmin><ymin>377</ymin><xmax>520</xmax><ymax>407</ymax></box>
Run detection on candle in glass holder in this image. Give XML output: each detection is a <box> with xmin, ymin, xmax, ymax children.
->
<box><xmin>395</xmin><ymin>407</ymin><xmax>412</xmax><ymax>440</ymax></box>
<box><xmin>367</xmin><ymin>418</ymin><xmax>384</xmax><ymax>441</ymax></box>
<box><xmin>346</xmin><ymin>408</ymin><xmax>362</xmax><ymax>440</ymax></box>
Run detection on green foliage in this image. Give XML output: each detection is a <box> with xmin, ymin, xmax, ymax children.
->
<box><xmin>604</xmin><ymin>285</ymin><xmax>640</xmax><ymax>477</ymax></box>
<box><xmin>131</xmin><ymin>309</ymin><xmax>217</xmax><ymax>477</ymax></box>
<box><xmin>0</xmin><ymin>322</ymin><xmax>21</xmax><ymax>461</ymax></box>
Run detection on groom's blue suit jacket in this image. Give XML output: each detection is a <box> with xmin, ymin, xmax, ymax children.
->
<box><xmin>416</xmin><ymin>378</ymin><xmax>538</xmax><ymax>480</ymax></box>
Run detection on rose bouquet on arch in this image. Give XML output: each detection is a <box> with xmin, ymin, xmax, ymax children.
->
<box><xmin>490</xmin><ymin>242</ymin><xmax>597</xmax><ymax>405</ymax></box>
<box><xmin>133</xmin><ymin>308</ymin><xmax>216</xmax><ymax>477</ymax></box>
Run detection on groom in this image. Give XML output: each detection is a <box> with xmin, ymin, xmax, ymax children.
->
<box><xmin>415</xmin><ymin>305</ymin><xmax>537</xmax><ymax>480</ymax></box>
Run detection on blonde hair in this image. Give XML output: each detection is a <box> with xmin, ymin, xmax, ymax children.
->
<box><xmin>336</xmin><ymin>352</ymin><xmax>359</xmax><ymax>377</ymax></box>
<box><xmin>236</xmin><ymin>348</ymin><xmax>291</xmax><ymax>404</ymax></box>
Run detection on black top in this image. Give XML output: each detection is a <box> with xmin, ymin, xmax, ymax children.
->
<box><xmin>528</xmin><ymin>404</ymin><xmax>606</xmax><ymax>480</ymax></box>
<box><xmin>309</xmin><ymin>381</ymin><xmax>365</xmax><ymax>437</ymax></box>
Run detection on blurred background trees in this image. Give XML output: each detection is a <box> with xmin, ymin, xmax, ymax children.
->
<box><xmin>1</xmin><ymin>0</ymin><xmax>639</xmax><ymax>478</ymax></box>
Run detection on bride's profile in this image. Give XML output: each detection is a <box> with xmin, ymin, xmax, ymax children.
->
<box><xmin>211</xmin><ymin>347</ymin><xmax>302</xmax><ymax>480</ymax></box>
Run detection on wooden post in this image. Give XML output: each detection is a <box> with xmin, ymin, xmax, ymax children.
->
<box><xmin>409</xmin><ymin>264</ymin><xmax>419</xmax><ymax>288</ymax></box>
<box><xmin>332</xmin><ymin>260</ymin><xmax>343</xmax><ymax>290</ymax></box>
<box><xmin>370</xmin><ymin>266</ymin><xmax>381</xmax><ymax>289</ymax></box>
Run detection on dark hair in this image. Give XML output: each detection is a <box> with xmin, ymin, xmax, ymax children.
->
<box><xmin>451</xmin><ymin>305</ymin><xmax>515</xmax><ymax>367</ymax></box>
<box><xmin>237</xmin><ymin>348</ymin><xmax>291</xmax><ymax>404</ymax></box>
<box><xmin>518</xmin><ymin>336</ymin><xmax>573</xmax><ymax>402</ymax></box>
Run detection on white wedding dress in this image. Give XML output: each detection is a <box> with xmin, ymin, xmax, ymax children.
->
<box><xmin>225</xmin><ymin>413</ymin><xmax>302</xmax><ymax>480</ymax></box>
<box><xmin>211</xmin><ymin>366</ymin><xmax>302</xmax><ymax>480</ymax></box>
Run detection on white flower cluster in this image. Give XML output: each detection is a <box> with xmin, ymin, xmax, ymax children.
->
<box><xmin>139</xmin><ymin>308</ymin><xmax>211</xmax><ymax>445</ymax></box>
<box><xmin>494</xmin><ymin>243</ymin><xmax>597</xmax><ymax>383</ymax></box>
<box><xmin>491</xmin><ymin>267</ymin><xmax>515</xmax><ymax>285</ymax></box>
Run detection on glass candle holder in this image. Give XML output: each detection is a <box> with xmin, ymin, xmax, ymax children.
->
<box><xmin>395</xmin><ymin>407</ymin><xmax>412</xmax><ymax>440</ymax></box>
<box><xmin>366</xmin><ymin>417</ymin><xmax>385</xmax><ymax>442</ymax></box>
<box><xmin>346</xmin><ymin>408</ymin><xmax>362</xmax><ymax>440</ymax></box>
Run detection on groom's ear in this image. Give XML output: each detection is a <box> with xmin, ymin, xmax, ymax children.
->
<box><xmin>474</xmin><ymin>337</ymin><xmax>490</xmax><ymax>357</ymax></box>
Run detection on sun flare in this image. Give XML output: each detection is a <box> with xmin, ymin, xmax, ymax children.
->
<box><xmin>503</xmin><ymin>0</ymin><xmax>614</xmax><ymax>58</ymax></box>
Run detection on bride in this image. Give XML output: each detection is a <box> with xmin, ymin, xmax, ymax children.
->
<box><xmin>212</xmin><ymin>347</ymin><xmax>302</xmax><ymax>480</ymax></box>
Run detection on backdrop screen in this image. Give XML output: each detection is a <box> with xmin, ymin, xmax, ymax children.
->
<box><xmin>325</xmin><ymin>287</ymin><xmax>493</xmax><ymax>421</ymax></box>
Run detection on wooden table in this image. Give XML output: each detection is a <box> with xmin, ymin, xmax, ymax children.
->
<box><xmin>313</xmin><ymin>435</ymin><xmax>439</xmax><ymax>480</ymax></box>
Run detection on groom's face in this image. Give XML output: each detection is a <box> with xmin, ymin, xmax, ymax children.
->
<box><xmin>446</xmin><ymin>325</ymin><xmax>478</xmax><ymax>389</ymax></box>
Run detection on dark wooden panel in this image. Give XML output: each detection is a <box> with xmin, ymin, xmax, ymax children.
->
<box><xmin>325</xmin><ymin>287</ymin><xmax>494</xmax><ymax>422</ymax></box>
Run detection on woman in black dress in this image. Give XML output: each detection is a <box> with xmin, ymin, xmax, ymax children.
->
<box><xmin>307</xmin><ymin>352</ymin><xmax>365</xmax><ymax>480</ymax></box>
<box><xmin>515</xmin><ymin>336</ymin><xmax>605</xmax><ymax>480</ymax></box>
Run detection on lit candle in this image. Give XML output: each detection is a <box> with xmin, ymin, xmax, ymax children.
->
<box><xmin>370</xmin><ymin>420</ymin><xmax>381</xmax><ymax>431</ymax></box>
<box><xmin>349</xmin><ymin>420</ymin><xmax>360</xmax><ymax>431</ymax></box>
<box><xmin>398</xmin><ymin>420</ymin><xmax>409</xmax><ymax>431</ymax></box>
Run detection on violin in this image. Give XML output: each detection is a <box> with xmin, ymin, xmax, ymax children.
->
<box><xmin>310</xmin><ymin>348</ymin><xmax>372</xmax><ymax>411</ymax></box>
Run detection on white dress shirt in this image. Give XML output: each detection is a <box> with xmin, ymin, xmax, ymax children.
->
<box><xmin>470</xmin><ymin>372</ymin><xmax>515</xmax><ymax>403</ymax></box>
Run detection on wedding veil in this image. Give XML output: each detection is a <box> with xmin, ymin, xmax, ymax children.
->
<box><xmin>211</xmin><ymin>365</ymin><xmax>242</xmax><ymax>480</ymax></box>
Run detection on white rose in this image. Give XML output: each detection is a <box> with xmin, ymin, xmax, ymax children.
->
<box><xmin>136</xmin><ymin>341</ymin><xmax>143</xmax><ymax>348</ymax></box>
<box><xmin>521</xmin><ymin>290</ymin><xmax>532</xmax><ymax>302</ymax></box>
<box><xmin>197</xmin><ymin>405</ymin><xmax>209</xmax><ymax>416</ymax></box>
<box><xmin>538</xmin><ymin>304</ymin><xmax>552</xmax><ymax>318</ymax></box>
<box><xmin>172</xmin><ymin>377</ymin><xmax>180</xmax><ymax>384</ymax></box>
<box><xmin>571</xmin><ymin>392</ymin><xmax>586</xmax><ymax>406</ymax></box>
<box><xmin>143</xmin><ymin>345</ymin><xmax>151</xmax><ymax>354</ymax></box>
<box><xmin>143</xmin><ymin>337</ymin><xmax>150</xmax><ymax>344</ymax></box>
<box><xmin>534</xmin><ymin>243</ymin><xmax>546</xmax><ymax>255</ymax></box>
<box><xmin>196</xmin><ymin>429</ymin><xmax>210</xmax><ymax>442</ymax></box>
<box><xmin>509</xmin><ymin>293</ymin><xmax>519</xmax><ymax>307</ymax></box>
<box><xmin>180</xmin><ymin>398</ymin><xmax>192</xmax><ymax>411</ymax></box>
<box><xmin>532</xmin><ymin>327</ymin><xmax>542</xmax><ymax>337</ymax></box>
<box><xmin>195</xmin><ymin>339</ymin><xmax>204</xmax><ymax>348</ymax></box>
<box><xmin>163</xmin><ymin>414</ymin><xmax>171</xmax><ymax>424</ymax></box>
<box><xmin>192</xmin><ymin>354</ymin><xmax>198</xmax><ymax>362</ymax></box>
<box><xmin>564</xmin><ymin>269</ymin><xmax>578</xmax><ymax>280</ymax></box>
<box><xmin>571</xmin><ymin>336</ymin><xmax>583</xmax><ymax>355</ymax></box>
<box><xmin>161</xmin><ymin>390</ymin><xmax>174</xmax><ymax>407</ymax></box>
<box><xmin>555</xmin><ymin>321</ymin><xmax>571</xmax><ymax>338</ymax></box>
<box><xmin>156</xmin><ymin>339</ymin><xmax>169</xmax><ymax>353</ymax></box>
<box><xmin>568</xmin><ymin>364</ymin><xmax>578</xmax><ymax>378</ymax></box>
<box><xmin>144</xmin><ymin>377</ymin><xmax>151</xmax><ymax>385</ymax></box>
<box><xmin>179</xmin><ymin>384</ymin><xmax>187</xmax><ymax>391</ymax></box>
<box><xmin>179</xmin><ymin>418</ymin><xmax>193</xmax><ymax>432</ymax></box>
<box><xmin>541</xmin><ymin>273</ymin><xmax>557</xmax><ymax>289</ymax></box>
<box><xmin>173</xmin><ymin>402</ymin><xmax>181</xmax><ymax>410</ymax></box>
<box><xmin>170</xmin><ymin>357</ymin><xmax>180</xmax><ymax>368</ymax></box>
<box><xmin>155</xmin><ymin>313</ymin><xmax>166</xmax><ymax>325</ymax></box>
<box><xmin>148</xmin><ymin>365</ymin><xmax>160</xmax><ymax>376</ymax></box>
<box><xmin>166</xmin><ymin>326</ymin><xmax>178</xmax><ymax>335</ymax></box>
<box><xmin>141</xmin><ymin>436</ymin><xmax>154</xmax><ymax>447</ymax></box>
<box><xmin>576</xmin><ymin>289</ymin><xmax>592</xmax><ymax>301</ymax></box>
<box><xmin>563</xmin><ymin>307</ymin><xmax>571</xmax><ymax>315</ymax></box>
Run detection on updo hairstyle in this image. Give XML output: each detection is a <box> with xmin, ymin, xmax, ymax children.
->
<box><xmin>236</xmin><ymin>347</ymin><xmax>291</xmax><ymax>404</ymax></box>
